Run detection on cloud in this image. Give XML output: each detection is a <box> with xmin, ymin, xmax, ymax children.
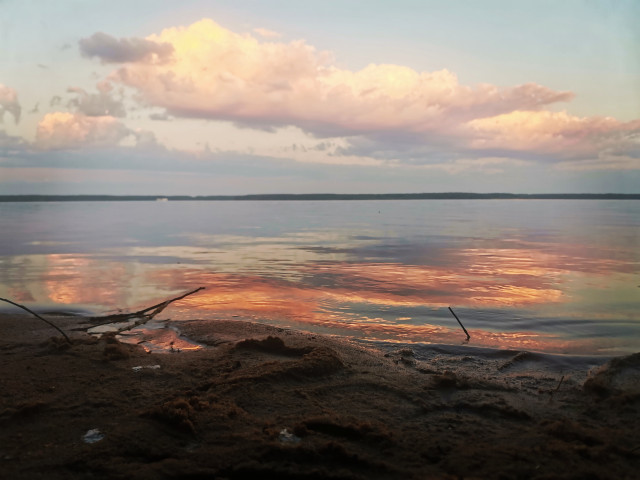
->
<box><xmin>253</xmin><ymin>27</ymin><xmax>282</xmax><ymax>38</ymax></box>
<box><xmin>103</xmin><ymin>19</ymin><xmax>570</xmax><ymax>134</ymax></box>
<box><xmin>0</xmin><ymin>129</ymin><xmax>28</xmax><ymax>152</ymax></box>
<box><xmin>33</xmin><ymin>112</ymin><xmax>160</xmax><ymax>152</ymax></box>
<box><xmin>0</xmin><ymin>83</ymin><xmax>21</xmax><ymax>123</ymax></box>
<box><xmin>66</xmin><ymin>87</ymin><xmax>126</xmax><ymax>117</ymax></box>
<box><xmin>466</xmin><ymin>110</ymin><xmax>640</xmax><ymax>154</ymax></box>
<box><xmin>82</xmin><ymin>18</ymin><xmax>638</xmax><ymax>171</ymax></box>
<box><xmin>419</xmin><ymin>157</ymin><xmax>531</xmax><ymax>175</ymax></box>
<box><xmin>149</xmin><ymin>111</ymin><xmax>172</xmax><ymax>121</ymax></box>
<box><xmin>35</xmin><ymin>112</ymin><xmax>133</xmax><ymax>150</ymax></box>
<box><xmin>79</xmin><ymin>32</ymin><xmax>174</xmax><ymax>64</ymax></box>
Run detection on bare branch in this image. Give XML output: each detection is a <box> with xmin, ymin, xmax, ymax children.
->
<box><xmin>86</xmin><ymin>287</ymin><xmax>206</xmax><ymax>333</ymax></box>
<box><xmin>0</xmin><ymin>297</ymin><xmax>72</xmax><ymax>344</ymax></box>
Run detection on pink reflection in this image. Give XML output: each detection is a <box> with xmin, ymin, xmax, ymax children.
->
<box><xmin>14</xmin><ymin>238</ymin><xmax>630</xmax><ymax>355</ymax></box>
<box><xmin>42</xmin><ymin>254</ymin><xmax>129</xmax><ymax>306</ymax></box>
<box><xmin>119</xmin><ymin>327</ymin><xmax>204</xmax><ymax>353</ymax></box>
<box><xmin>148</xmin><ymin>267</ymin><xmax>602</xmax><ymax>353</ymax></box>
<box><xmin>7</xmin><ymin>286</ymin><xmax>35</xmax><ymax>303</ymax></box>
<box><xmin>141</xmin><ymin>260</ymin><xmax>578</xmax><ymax>353</ymax></box>
<box><xmin>305</xmin><ymin>257</ymin><xmax>564</xmax><ymax>308</ymax></box>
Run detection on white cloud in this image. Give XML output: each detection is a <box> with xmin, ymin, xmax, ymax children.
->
<box><xmin>253</xmin><ymin>27</ymin><xmax>282</xmax><ymax>39</ymax></box>
<box><xmin>0</xmin><ymin>83</ymin><xmax>21</xmax><ymax>124</ymax></box>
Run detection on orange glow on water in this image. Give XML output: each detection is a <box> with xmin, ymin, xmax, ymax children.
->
<box><xmin>3</xmin><ymin>237</ymin><xmax>635</xmax><ymax>355</ymax></box>
<box><xmin>41</xmin><ymin>254</ymin><xmax>129</xmax><ymax>306</ymax></box>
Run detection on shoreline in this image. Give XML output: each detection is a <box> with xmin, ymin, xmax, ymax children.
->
<box><xmin>2</xmin><ymin>305</ymin><xmax>633</xmax><ymax>357</ymax></box>
<box><xmin>1</xmin><ymin>313</ymin><xmax>639</xmax><ymax>479</ymax></box>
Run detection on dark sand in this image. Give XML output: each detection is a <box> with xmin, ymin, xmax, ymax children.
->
<box><xmin>1</xmin><ymin>313</ymin><xmax>639</xmax><ymax>479</ymax></box>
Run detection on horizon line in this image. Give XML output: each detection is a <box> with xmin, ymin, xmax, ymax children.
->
<box><xmin>1</xmin><ymin>193</ymin><xmax>639</xmax><ymax>202</ymax></box>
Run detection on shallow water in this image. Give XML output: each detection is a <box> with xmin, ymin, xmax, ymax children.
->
<box><xmin>1</xmin><ymin>200</ymin><xmax>638</xmax><ymax>355</ymax></box>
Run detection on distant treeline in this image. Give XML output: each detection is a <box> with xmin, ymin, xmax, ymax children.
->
<box><xmin>1</xmin><ymin>193</ymin><xmax>638</xmax><ymax>202</ymax></box>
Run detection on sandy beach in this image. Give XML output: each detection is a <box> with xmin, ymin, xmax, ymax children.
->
<box><xmin>1</xmin><ymin>312</ymin><xmax>639</xmax><ymax>479</ymax></box>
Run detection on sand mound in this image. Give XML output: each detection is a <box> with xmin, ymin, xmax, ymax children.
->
<box><xmin>584</xmin><ymin>352</ymin><xmax>640</xmax><ymax>396</ymax></box>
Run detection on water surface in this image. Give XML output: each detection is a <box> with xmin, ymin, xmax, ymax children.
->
<box><xmin>1</xmin><ymin>200</ymin><xmax>638</xmax><ymax>355</ymax></box>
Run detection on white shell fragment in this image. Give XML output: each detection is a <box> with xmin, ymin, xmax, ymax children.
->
<box><xmin>279</xmin><ymin>428</ymin><xmax>301</xmax><ymax>444</ymax></box>
<box><xmin>132</xmin><ymin>365</ymin><xmax>161</xmax><ymax>372</ymax></box>
<box><xmin>82</xmin><ymin>429</ymin><xmax>105</xmax><ymax>444</ymax></box>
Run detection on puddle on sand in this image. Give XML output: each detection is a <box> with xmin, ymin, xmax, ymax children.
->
<box><xmin>88</xmin><ymin>320</ymin><xmax>205</xmax><ymax>353</ymax></box>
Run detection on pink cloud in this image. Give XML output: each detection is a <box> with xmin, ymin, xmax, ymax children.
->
<box><xmin>35</xmin><ymin>112</ymin><xmax>132</xmax><ymax>150</ymax></box>
<box><xmin>103</xmin><ymin>19</ymin><xmax>571</xmax><ymax>135</ymax></box>
<box><xmin>0</xmin><ymin>83</ymin><xmax>21</xmax><ymax>124</ymax></box>
<box><xmin>466</xmin><ymin>110</ymin><xmax>640</xmax><ymax>164</ymax></box>
<box><xmin>83</xmin><ymin>18</ymin><xmax>639</xmax><ymax>170</ymax></box>
<box><xmin>253</xmin><ymin>27</ymin><xmax>282</xmax><ymax>39</ymax></box>
<box><xmin>468</xmin><ymin>110</ymin><xmax>632</xmax><ymax>150</ymax></box>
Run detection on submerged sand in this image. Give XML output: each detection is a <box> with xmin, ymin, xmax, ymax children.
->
<box><xmin>1</xmin><ymin>313</ymin><xmax>639</xmax><ymax>479</ymax></box>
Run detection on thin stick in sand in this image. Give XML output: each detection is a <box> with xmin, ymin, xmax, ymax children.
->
<box><xmin>448</xmin><ymin>306</ymin><xmax>471</xmax><ymax>341</ymax></box>
<box><xmin>0</xmin><ymin>297</ymin><xmax>72</xmax><ymax>344</ymax></box>
<box><xmin>0</xmin><ymin>287</ymin><xmax>206</xmax><ymax>343</ymax></box>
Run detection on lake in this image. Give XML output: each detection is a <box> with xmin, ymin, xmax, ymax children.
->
<box><xmin>1</xmin><ymin>200</ymin><xmax>638</xmax><ymax>355</ymax></box>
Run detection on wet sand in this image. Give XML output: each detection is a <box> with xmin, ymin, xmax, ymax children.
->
<box><xmin>1</xmin><ymin>313</ymin><xmax>639</xmax><ymax>479</ymax></box>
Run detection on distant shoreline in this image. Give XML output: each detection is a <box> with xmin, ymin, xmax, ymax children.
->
<box><xmin>1</xmin><ymin>193</ymin><xmax>639</xmax><ymax>202</ymax></box>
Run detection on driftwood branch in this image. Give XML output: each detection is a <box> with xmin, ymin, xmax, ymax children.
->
<box><xmin>0</xmin><ymin>297</ymin><xmax>72</xmax><ymax>344</ymax></box>
<box><xmin>448</xmin><ymin>306</ymin><xmax>471</xmax><ymax>341</ymax></box>
<box><xmin>86</xmin><ymin>287</ymin><xmax>205</xmax><ymax>333</ymax></box>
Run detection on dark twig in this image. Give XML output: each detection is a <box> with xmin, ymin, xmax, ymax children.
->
<box><xmin>448</xmin><ymin>306</ymin><xmax>471</xmax><ymax>340</ymax></box>
<box><xmin>554</xmin><ymin>375</ymin><xmax>565</xmax><ymax>393</ymax></box>
<box><xmin>86</xmin><ymin>287</ymin><xmax>205</xmax><ymax>333</ymax></box>
<box><xmin>547</xmin><ymin>375</ymin><xmax>566</xmax><ymax>402</ymax></box>
<box><xmin>0</xmin><ymin>297</ymin><xmax>72</xmax><ymax>344</ymax></box>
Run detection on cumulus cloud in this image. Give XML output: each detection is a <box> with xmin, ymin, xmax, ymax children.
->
<box><xmin>467</xmin><ymin>110</ymin><xmax>636</xmax><ymax>151</ymax></box>
<box><xmin>67</xmin><ymin>87</ymin><xmax>126</xmax><ymax>117</ymax></box>
<box><xmin>102</xmin><ymin>19</ymin><xmax>571</xmax><ymax>135</ymax></box>
<box><xmin>84</xmin><ymin>18</ymin><xmax>638</xmax><ymax>170</ymax></box>
<box><xmin>79</xmin><ymin>32</ymin><xmax>174</xmax><ymax>63</ymax></box>
<box><xmin>35</xmin><ymin>112</ymin><xmax>132</xmax><ymax>150</ymax></box>
<box><xmin>465</xmin><ymin>110</ymin><xmax>640</xmax><ymax>167</ymax></box>
<box><xmin>253</xmin><ymin>27</ymin><xmax>282</xmax><ymax>38</ymax></box>
<box><xmin>0</xmin><ymin>83</ymin><xmax>21</xmax><ymax>124</ymax></box>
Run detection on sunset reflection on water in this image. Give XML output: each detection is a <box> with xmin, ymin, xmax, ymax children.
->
<box><xmin>1</xmin><ymin>200</ymin><xmax>638</xmax><ymax>355</ymax></box>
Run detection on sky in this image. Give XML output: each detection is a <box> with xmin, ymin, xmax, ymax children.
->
<box><xmin>1</xmin><ymin>0</ymin><xmax>639</xmax><ymax>195</ymax></box>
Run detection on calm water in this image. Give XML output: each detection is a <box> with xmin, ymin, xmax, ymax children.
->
<box><xmin>1</xmin><ymin>200</ymin><xmax>638</xmax><ymax>355</ymax></box>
